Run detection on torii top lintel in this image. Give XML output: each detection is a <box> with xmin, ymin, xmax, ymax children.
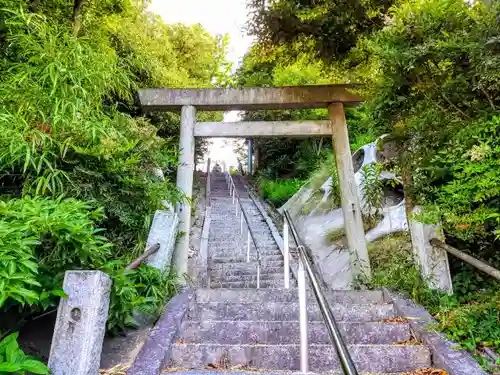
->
<box><xmin>137</xmin><ymin>85</ymin><xmax>363</xmax><ymax>112</ymax></box>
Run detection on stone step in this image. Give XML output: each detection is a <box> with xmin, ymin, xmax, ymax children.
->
<box><xmin>169</xmin><ymin>343</ymin><xmax>431</xmax><ymax>373</ymax></box>
<box><xmin>209</xmin><ymin>211</ymin><xmax>262</xmax><ymax>217</ymax></box>
<box><xmin>179</xmin><ymin>320</ymin><xmax>411</xmax><ymax>345</ymax></box>
<box><xmin>209</xmin><ymin>261</ymin><xmax>284</xmax><ymax>271</ymax></box>
<box><xmin>187</xmin><ymin>302</ymin><xmax>395</xmax><ymax>322</ymax></box>
<box><xmin>209</xmin><ymin>226</ymin><xmax>271</xmax><ymax>233</ymax></box>
<box><xmin>209</xmin><ymin>266</ymin><xmax>285</xmax><ymax>278</ymax></box>
<box><xmin>208</xmin><ymin>236</ymin><xmax>276</xmax><ymax>244</ymax></box>
<box><xmin>209</xmin><ymin>250</ymin><xmax>282</xmax><ymax>259</ymax></box>
<box><xmin>209</xmin><ymin>246</ymin><xmax>281</xmax><ymax>254</ymax></box>
<box><xmin>210</xmin><ymin>255</ymin><xmax>283</xmax><ymax>263</ymax></box>
<box><xmin>210</xmin><ymin>273</ymin><xmax>285</xmax><ymax>283</ymax></box>
<box><xmin>210</xmin><ymin>246</ymin><xmax>281</xmax><ymax>252</ymax></box>
<box><xmin>209</xmin><ymin>224</ymin><xmax>270</xmax><ymax>231</ymax></box>
<box><xmin>209</xmin><ymin>280</ymin><xmax>290</xmax><ymax>289</ymax></box>
<box><xmin>163</xmin><ymin>371</ymin><xmax>402</xmax><ymax>375</ymax></box>
<box><xmin>195</xmin><ymin>289</ymin><xmax>384</xmax><ymax>305</ymax></box>
<box><xmin>209</xmin><ymin>243</ymin><xmax>280</xmax><ymax>250</ymax></box>
<box><xmin>208</xmin><ymin>237</ymin><xmax>276</xmax><ymax>245</ymax></box>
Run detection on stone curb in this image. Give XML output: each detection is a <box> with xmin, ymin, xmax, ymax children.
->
<box><xmin>382</xmin><ymin>288</ymin><xmax>486</xmax><ymax>375</ymax></box>
<box><xmin>127</xmin><ymin>289</ymin><xmax>194</xmax><ymax>375</ymax></box>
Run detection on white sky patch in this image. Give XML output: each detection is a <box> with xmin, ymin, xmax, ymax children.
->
<box><xmin>149</xmin><ymin>0</ymin><xmax>253</xmax><ymax>70</ymax></box>
<box><xmin>150</xmin><ymin>0</ymin><xmax>252</xmax><ymax>169</ymax></box>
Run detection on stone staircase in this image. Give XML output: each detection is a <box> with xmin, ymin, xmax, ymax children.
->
<box><xmin>208</xmin><ymin>173</ymin><xmax>296</xmax><ymax>289</ymax></box>
<box><xmin>163</xmin><ymin>172</ymin><xmax>433</xmax><ymax>374</ymax></box>
<box><xmin>170</xmin><ymin>289</ymin><xmax>430</xmax><ymax>373</ymax></box>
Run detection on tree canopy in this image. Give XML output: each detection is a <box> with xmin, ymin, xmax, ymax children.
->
<box><xmin>0</xmin><ymin>0</ymin><xmax>230</xmax><ymax>340</ymax></box>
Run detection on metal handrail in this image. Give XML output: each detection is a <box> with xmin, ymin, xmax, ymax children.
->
<box><xmin>125</xmin><ymin>243</ymin><xmax>161</xmax><ymax>270</ymax></box>
<box><xmin>283</xmin><ymin>209</ymin><xmax>359</xmax><ymax>375</ymax></box>
<box><xmin>224</xmin><ymin>172</ymin><xmax>262</xmax><ymax>288</ymax></box>
<box><xmin>430</xmin><ymin>238</ymin><xmax>500</xmax><ymax>281</ymax></box>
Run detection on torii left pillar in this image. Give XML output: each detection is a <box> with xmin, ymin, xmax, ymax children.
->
<box><xmin>174</xmin><ymin>105</ymin><xmax>196</xmax><ymax>282</ymax></box>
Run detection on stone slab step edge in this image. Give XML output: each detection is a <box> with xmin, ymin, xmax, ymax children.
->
<box><xmin>210</xmin><ymin>255</ymin><xmax>283</xmax><ymax>263</ymax></box>
<box><xmin>179</xmin><ymin>320</ymin><xmax>411</xmax><ymax>345</ymax></box>
<box><xmin>187</xmin><ymin>302</ymin><xmax>395</xmax><ymax>322</ymax></box>
<box><xmin>209</xmin><ymin>280</ymin><xmax>293</xmax><ymax>289</ymax></box>
<box><xmin>210</xmin><ymin>273</ymin><xmax>286</xmax><ymax>283</ymax></box>
<box><xmin>209</xmin><ymin>266</ymin><xmax>285</xmax><ymax>278</ymax></box>
<box><xmin>169</xmin><ymin>343</ymin><xmax>431</xmax><ymax>373</ymax></box>
<box><xmin>162</xmin><ymin>371</ymin><xmax>405</xmax><ymax>375</ymax></box>
<box><xmin>195</xmin><ymin>289</ymin><xmax>384</xmax><ymax>304</ymax></box>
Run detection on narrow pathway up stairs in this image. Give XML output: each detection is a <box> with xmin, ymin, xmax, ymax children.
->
<box><xmin>167</xmin><ymin>172</ymin><xmax>433</xmax><ymax>374</ymax></box>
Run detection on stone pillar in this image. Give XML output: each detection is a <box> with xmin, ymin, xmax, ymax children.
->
<box><xmin>409</xmin><ymin>206</ymin><xmax>453</xmax><ymax>293</ymax></box>
<box><xmin>146</xmin><ymin>210</ymin><xmax>179</xmax><ymax>271</ymax></box>
<box><xmin>328</xmin><ymin>103</ymin><xmax>371</xmax><ymax>278</ymax></box>
<box><xmin>174</xmin><ymin>105</ymin><xmax>196</xmax><ymax>282</ymax></box>
<box><xmin>48</xmin><ymin>271</ymin><xmax>111</xmax><ymax>375</ymax></box>
<box><xmin>247</xmin><ymin>139</ymin><xmax>253</xmax><ymax>175</ymax></box>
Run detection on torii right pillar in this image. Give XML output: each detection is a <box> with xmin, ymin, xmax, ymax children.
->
<box><xmin>329</xmin><ymin>103</ymin><xmax>372</xmax><ymax>279</ymax></box>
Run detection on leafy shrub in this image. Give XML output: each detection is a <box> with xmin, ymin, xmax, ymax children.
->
<box><xmin>0</xmin><ymin>197</ymin><xmax>110</xmax><ymax>313</ymax></box>
<box><xmin>104</xmin><ymin>264</ymin><xmax>177</xmax><ymax>334</ymax></box>
<box><xmin>0</xmin><ymin>0</ymin><xmax>229</xmax><ymax>337</ymax></box>
<box><xmin>0</xmin><ymin>333</ymin><xmax>48</xmax><ymax>374</ymax></box>
<box><xmin>359</xmin><ymin>0</ymin><xmax>500</xmax><ymax>254</ymax></box>
<box><xmin>258</xmin><ymin>178</ymin><xmax>304</xmax><ymax>207</ymax></box>
<box><xmin>0</xmin><ymin>196</ymin><xmax>180</xmax><ymax>337</ymax></box>
<box><xmin>364</xmin><ymin>234</ymin><xmax>500</xmax><ymax>364</ymax></box>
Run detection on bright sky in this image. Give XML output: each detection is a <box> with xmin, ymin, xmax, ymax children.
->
<box><xmin>150</xmin><ymin>0</ymin><xmax>251</xmax><ymax>169</ymax></box>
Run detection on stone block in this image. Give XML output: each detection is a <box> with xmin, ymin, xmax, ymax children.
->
<box><xmin>48</xmin><ymin>270</ymin><xmax>112</xmax><ymax>375</ymax></box>
<box><xmin>146</xmin><ymin>209</ymin><xmax>179</xmax><ymax>271</ymax></box>
<box><xmin>409</xmin><ymin>206</ymin><xmax>453</xmax><ymax>293</ymax></box>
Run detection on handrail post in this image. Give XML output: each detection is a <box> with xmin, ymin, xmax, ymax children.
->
<box><xmin>246</xmin><ymin>231</ymin><xmax>251</xmax><ymax>262</ymax></box>
<box><xmin>298</xmin><ymin>257</ymin><xmax>309</xmax><ymax>373</ymax></box>
<box><xmin>240</xmin><ymin>213</ymin><xmax>244</xmax><ymax>234</ymax></box>
<box><xmin>283</xmin><ymin>221</ymin><xmax>290</xmax><ymax>289</ymax></box>
<box><xmin>257</xmin><ymin>261</ymin><xmax>261</xmax><ymax>289</ymax></box>
<box><xmin>284</xmin><ymin>209</ymin><xmax>359</xmax><ymax>375</ymax></box>
<box><xmin>235</xmin><ymin>201</ymin><xmax>239</xmax><ymax>216</ymax></box>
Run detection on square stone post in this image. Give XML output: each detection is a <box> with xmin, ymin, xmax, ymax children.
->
<box><xmin>410</xmin><ymin>206</ymin><xmax>453</xmax><ymax>293</ymax></box>
<box><xmin>328</xmin><ymin>103</ymin><xmax>371</xmax><ymax>278</ymax></box>
<box><xmin>48</xmin><ymin>271</ymin><xmax>111</xmax><ymax>375</ymax></box>
<box><xmin>174</xmin><ymin>105</ymin><xmax>196</xmax><ymax>282</ymax></box>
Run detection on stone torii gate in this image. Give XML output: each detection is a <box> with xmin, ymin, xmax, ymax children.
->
<box><xmin>137</xmin><ymin>85</ymin><xmax>371</xmax><ymax>281</ymax></box>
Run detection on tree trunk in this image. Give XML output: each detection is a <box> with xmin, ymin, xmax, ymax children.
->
<box><xmin>72</xmin><ymin>0</ymin><xmax>85</xmax><ymax>36</ymax></box>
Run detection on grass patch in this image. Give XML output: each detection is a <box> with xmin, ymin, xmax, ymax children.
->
<box><xmin>326</xmin><ymin>216</ymin><xmax>382</xmax><ymax>245</ymax></box>
<box><xmin>361</xmin><ymin>233</ymin><xmax>500</xmax><ymax>370</ymax></box>
<box><xmin>258</xmin><ymin>178</ymin><xmax>305</xmax><ymax>207</ymax></box>
<box><xmin>326</xmin><ymin>227</ymin><xmax>346</xmax><ymax>244</ymax></box>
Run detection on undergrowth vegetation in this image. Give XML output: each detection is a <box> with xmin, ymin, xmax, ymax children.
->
<box><xmin>258</xmin><ymin>178</ymin><xmax>304</xmax><ymax>207</ymax></box>
<box><xmin>0</xmin><ymin>0</ymin><xmax>229</xmax><ymax>358</ymax></box>
<box><xmin>365</xmin><ymin>234</ymin><xmax>500</xmax><ymax>370</ymax></box>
